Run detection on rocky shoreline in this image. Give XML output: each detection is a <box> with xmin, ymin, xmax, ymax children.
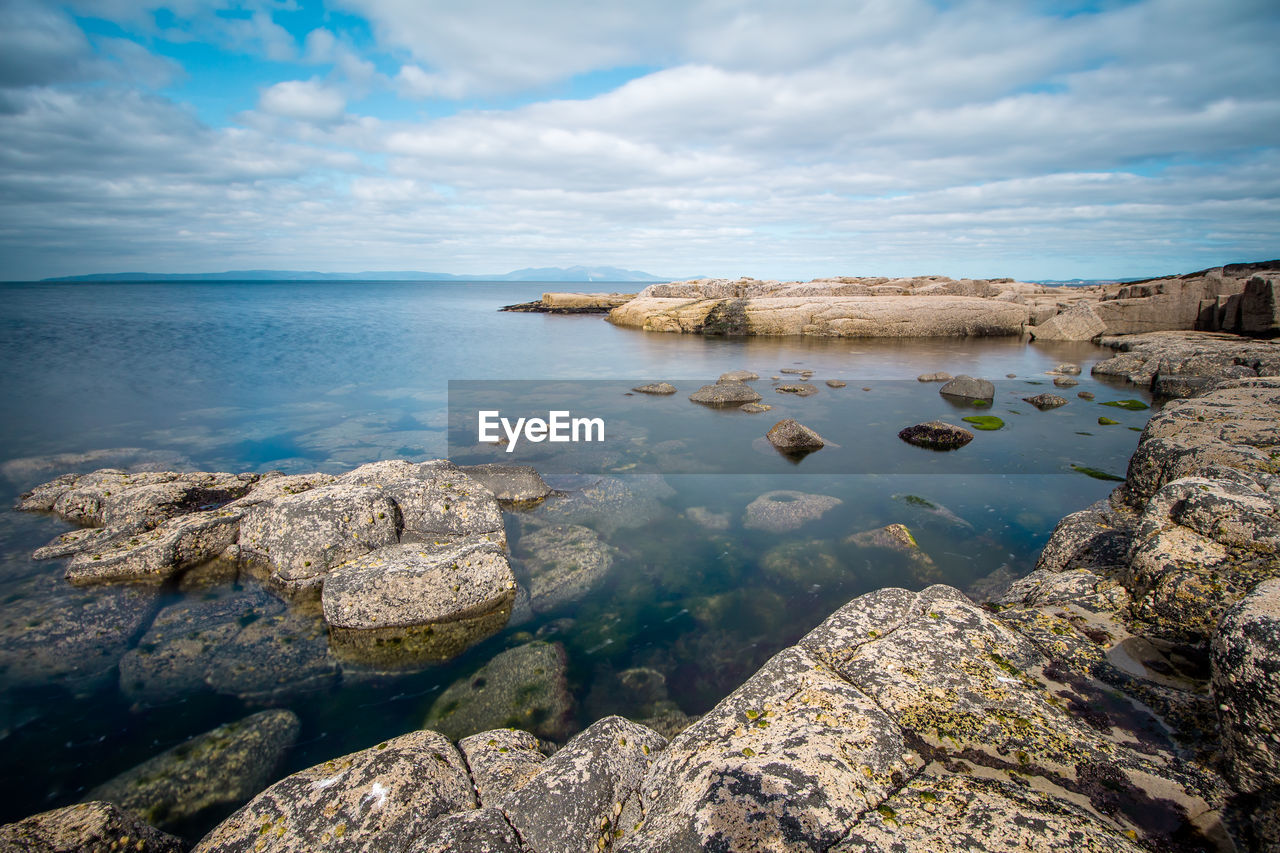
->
<box><xmin>3</xmin><ymin>332</ymin><xmax>1279</xmax><ymax>851</ymax></box>
<box><xmin>516</xmin><ymin>261</ymin><xmax>1279</xmax><ymax>340</ymax></box>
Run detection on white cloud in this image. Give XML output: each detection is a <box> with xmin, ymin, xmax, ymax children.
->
<box><xmin>258</xmin><ymin>79</ymin><xmax>347</xmax><ymax>122</ymax></box>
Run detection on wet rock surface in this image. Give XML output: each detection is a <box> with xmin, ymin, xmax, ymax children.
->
<box><xmin>86</xmin><ymin>710</ymin><xmax>300</xmax><ymax>831</ymax></box>
<box><xmin>687</xmin><ymin>381</ymin><xmax>762</xmax><ymax>405</ymax></box>
<box><xmin>0</xmin><ymin>801</ymin><xmax>184</xmax><ymax>853</ymax></box>
<box><xmin>515</xmin><ymin>523</ymin><xmax>613</xmax><ymax>614</ymax></box>
<box><xmin>1024</xmin><ymin>392</ymin><xmax>1069</xmax><ymax>410</ymax></box>
<box><xmin>898</xmin><ymin>420</ymin><xmax>975</xmax><ymax>450</ymax></box>
<box><xmin>743</xmin><ymin>489</ymin><xmax>842</xmax><ymax>532</ymax></box>
<box><xmin>462</xmin><ymin>464</ymin><xmax>552</xmax><ymax>504</ymax></box>
<box><xmin>423</xmin><ymin>641</ymin><xmax>574</xmax><ymax>741</ymax></box>
<box><xmin>765</xmin><ymin>418</ymin><xmax>826</xmax><ymax>453</ymax></box>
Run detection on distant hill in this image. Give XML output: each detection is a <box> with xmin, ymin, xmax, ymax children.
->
<box><xmin>44</xmin><ymin>265</ymin><xmax>671</xmax><ymax>283</ymax></box>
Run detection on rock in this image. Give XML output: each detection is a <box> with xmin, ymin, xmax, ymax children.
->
<box><xmin>630</xmin><ymin>382</ymin><xmax>676</xmax><ymax>395</ymax></box>
<box><xmin>462</xmin><ymin>463</ymin><xmax>552</xmax><ymax>504</ymax></box>
<box><xmin>717</xmin><ymin>370</ymin><xmax>758</xmax><ymax>382</ymax></box>
<box><xmin>743</xmin><ymin>490</ymin><xmax>842</xmax><ymax>533</ymax></box>
<box><xmin>846</xmin><ymin>524</ymin><xmax>941</xmax><ymax>585</ymax></box>
<box><xmin>774</xmin><ymin>382</ymin><xmax>819</xmax><ymax>396</ymax></box>
<box><xmin>502</xmin><ymin>292</ymin><xmax>636</xmax><ymax>313</ymax></box>
<box><xmin>1078</xmin><ymin>390</ymin><xmax>1096</xmax><ymax>400</ymax></box>
<box><xmin>1240</xmin><ymin>275</ymin><xmax>1279</xmax><ymax>335</ymax></box>
<box><xmin>195</xmin><ymin>730</ymin><xmax>475</xmax><ymax>853</ymax></box>
<box><xmin>897</xmin><ymin>420</ymin><xmax>974</xmax><ymax>450</ymax></box>
<box><xmin>1092</xmin><ymin>330</ymin><xmax>1280</xmax><ymax>388</ymax></box>
<box><xmin>765</xmin><ymin>418</ymin><xmax>826</xmax><ymax>453</ymax></box>
<box><xmin>534</xmin><ymin>474</ymin><xmax>674</xmax><ymax>536</ymax></box>
<box><xmin>499</xmin><ymin>716</ymin><xmax>666</xmax><ymax>853</ymax></box>
<box><xmin>321</xmin><ymin>541</ymin><xmax>516</xmax><ymax>630</ymax></box>
<box><xmin>0</xmin><ymin>574</ymin><xmax>158</xmax><ymax>694</ymax></box>
<box><xmin>620</xmin><ymin>645</ymin><xmax>909</xmax><ymax>852</ymax></box>
<box><xmin>515</xmin><ymin>523</ymin><xmax>613</xmax><ymax>614</ymax></box>
<box><xmin>334</xmin><ymin>460</ymin><xmax>505</xmax><ymax>546</ymax></box>
<box><xmin>18</xmin><ymin>469</ymin><xmax>258</xmax><ymax>529</ymax></box>
<box><xmin>1030</xmin><ymin>302</ymin><xmax>1107</xmax><ymax>340</ymax></box>
<box><xmin>423</xmin><ymin>642</ymin><xmax>574</xmax><ymax>741</ymax></box>
<box><xmin>760</xmin><ymin>539</ymin><xmax>845</xmax><ymax>586</ymax></box>
<box><xmin>86</xmin><ymin>710</ymin><xmax>300</xmax><ymax>830</ymax></box>
<box><xmin>1023</xmin><ymin>393</ymin><xmax>1069</xmax><ymax>410</ymax></box>
<box><xmin>738</xmin><ymin>402</ymin><xmax>771</xmax><ymax>413</ymax></box>
<box><xmin>891</xmin><ymin>494</ymin><xmax>974</xmax><ymax>531</ymax></box>
<box><xmin>917</xmin><ymin>372</ymin><xmax>953</xmax><ymax>382</ymax></box>
<box><xmin>938</xmin><ymin>374</ymin><xmax>994</xmax><ymax>402</ymax></box>
<box><xmin>1212</xmin><ymin>578</ymin><xmax>1280</xmax><ymax>799</ymax></box>
<box><xmin>609</xmin><ymin>294</ymin><xmax>1029</xmax><ymax>337</ymax></box>
<box><xmin>826</xmin><ymin>379</ymin><xmax>847</xmax><ymax>388</ymax></box>
<box><xmin>237</xmin><ymin>484</ymin><xmax>401</xmax><ymax>593</ymax></box>
<box><xmin>458</xmin><ymin>729</ymin><xmax>550</xmax><ymax>805</ymax></box>
<box><xmin>1053</xmin><ymin>375</ymin><xmax>1080</xmax><ymax>387</ymax></box>
<box><xmin>685</xmin><ymin>506</ymin><xmax>730</xmax><ymax>530</ymax></box>
<box><xmin>62</xmin><ymin>507</ymin><xmax>245</xmax><ymax>586</ymax></box>
<box><xmin>202</xmin><ymin>606</ymin><xmax>337</xmax><ymax>702</ymax></box>
<box><xmin>687</xmin><ymin>381</ymin><xmax>761</xmax><ymax>405</ymax></box>
<box><xmin>1050</xmin><ymin>362</ymin><xmax>1083</xmax><ymax>375</ymax></box>
<box><xmin>413</xmin><ymin>808</ymin><xmax>523</xmax><ymax>853</ymax></box>
<box><xmin>0</xmin><ymin>802</ymin><xmax>184</xmax><ymax>853</ymax></box>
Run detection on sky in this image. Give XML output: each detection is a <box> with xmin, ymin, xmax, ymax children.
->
<box><xmin>1</xmin><ymin>0</ymin><xmax>1278</xmax><ymax>281</ymax></box>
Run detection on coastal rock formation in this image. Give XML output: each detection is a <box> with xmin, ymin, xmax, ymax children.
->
<box><xmin>501</xmin><ymin>292</ymin><xmax>636</xmax><ymax>313</ymax></box>
<box><xmin>1093</xmin><ymin>330</ymin><xmax>1280</xmax><ymax>390</ymax></box>
<box><xmin>630</xmin><ymin>382</ymin><xmax>676</xmax><ymax>395</ymax></box>
<box><xmin>0</xmin><ymin>802</ymin><xmax>184</xmax><ymax>853</ymax></box>
<box><xmin>458</xmin><ymin>729</ymin><xmax>551</xmax><ymax>805</ymax></box>
<box><xmin>193</xmin><ymin>730</ymin><xmax>476</xmax><ymax>853</ymax></box>
<box><xmin>85</xmin><ymin>710</ymin><xmax>300</xmax><ymax>830</ymax></box>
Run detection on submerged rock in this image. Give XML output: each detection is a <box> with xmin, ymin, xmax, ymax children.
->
<box><xmin>423</xmin><ymin>642</ymin><xmax>574</xmax><ymax>741</ymax></box>
<box><xmin>462</xmin><ymin>463</ymin><xmax>552</xmax><ymax>504</ymax></box>
<box><xmin>533</xmin><ymin>474</ymin><xmax>674</xmax><ymax>537</ymax></box>
<box><xmin>760</xmin><ymin>539</ymin><xmax>845</xmax><ymax>586</ymax></box>
<box><xmin>516</xmin><ymin>523</ymin><xmax>613</xmax><ymax>614</ymax></box>
<box><xmin>774</xmin><ymin>382</ymin><xmax>819</xmax><ymax>396</ymax></box>
<box><xmin>0</xmin><ymin>801</ymin><xmax>183</xmax><ymax>853</ymax></box>
<box><xmin>765</xmin><ymin>418</ymin><xmax>826</xmax><ymax>453</ymax></box>
<box><xmin>738</xmin><ymin>402</ymin><xmax>772</xmax><ymax>413</ymax></box>
<box><xmin>86</xmin><ymin>709</ymin><xmax>300</xmax><ymax>831</ymax></box>
<box><xmin>1024</xmin><ymin>392</ymin><xmax>1069</xmax><ymax>410</ymax></box>
<box><xmin>743</xmin><ymin>490</ymin><xmax>842</xmax><ymax>532</ymax></box>
<box><xmin>688</xmin><ymin>381</ymin><xmax>761</xmax><ymax>405</ymax></box>
<box><xmin>195</xmin><ymin>730</ymin><xmax>475</xmax><ymax>853</ymax></box>
<box><xmin>898</xmin><ymin>420</ymin><xmax>974</xmax><ymax>450</ymax></box>
<box><xmin>846</xmin><ymin>523</ymin><xmax>941</xmax><ymax>585</ymax></box>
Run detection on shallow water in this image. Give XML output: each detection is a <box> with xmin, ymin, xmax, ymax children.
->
<box><xmin>0</xmin><ymin>280</ymin><xmax>1155</xmax><ymax>837</ymax></box>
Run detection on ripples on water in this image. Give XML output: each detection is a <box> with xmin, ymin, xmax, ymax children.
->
<box><xmin>0</xmin><ymin>281</ymin><xmax>1155</xmax><ymax>837</ymax></box>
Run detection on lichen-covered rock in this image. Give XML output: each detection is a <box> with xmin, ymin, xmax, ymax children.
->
<box><xmin>86</xmin><ymin>710</ymin><xmax>300</xmax><ymax>830</ymax></box>
<box><xmin>462</xmin><ymin>463</ymin><xmax>552</xmax><ymax>504</ymax></box>
<box><xmin>515</xmin><ymin>523</ymin><xmax>613</xmax><ymax>614</ymax></box>
<box><xmin>898</xmin><ymin>420</ymin><xmax>974</xmax><ymax>450</ymax></box>
<box><xmin>938</xmin><ymin>374</ymin><xmax>994</xmax><ymax>401</ymax></box>
<box><xmin>194</xmin><ymin>730</ymin><xmax>475</xmax><ymax>853</ymax></box>
<box><xmin>423</xmin><ymin>642</ymin><xmax>574</xmax><ymax>741</ymax></box>
<box><xmin>1024</xmin><ymin>392</ymin><xmax>1069</xmax><ymax>410</ymax></box>
<box><xmin>621</xmin><ymin>646</ymin><xmax>910</xmax><ymax>852</ymax></box>
<box><xmin>321</xmin><ymin>541</ymin><xmax>516</xmax><ymax>630</ymax></box>
<box><xmin>65</xmin><ymin>508</ymin><xmax>245</xmax><ymax>586</ymax></box>
<box><xmin>765</xmin><ymin>418</ymin><xmax>826</xmax><ymax>453</ymax></box>
<box><xmin>18</xmin><ymin>469</ymin><xmax>259</xmax><ymax>530</ymax></box>
<box><xmin>742</xmin><ymin>489</ymin><xmax>842</xmax><ymax>532</ymax></box>
<box><xmin>458</xmin><ymin>729</ymin><xmax>550</xmax><ymax>805</ymax></box>
<box><xmin>0</xmin><ymin>801</ymin><xmax>184</xmax><ymax>853</ymax></box>
<box><xmin>1034</xmin><ymin>494</ymin><xmax>1138</xmax><ymax>576</ymax></box>
<box><xmin>238</xmin><ymin>485</ymin><xmax>401</xmax><ymax>593</ymax></box>
<box><xmin>1093</xmin><ymin>331</ymin><xmax>1280</xmax><ymax>388</ymax></box>
<box><xmin>1212</xmin><ymin>578</ymin><xmax>1280</xmax><ymax>794</ymax></box>
<box><xmin>688</xmin><ymin>381</ymin><xmax>761</xmax><ymax>405</ymax></box>
<box><xmin>412</xmin><ymin>808</ymin><xmax>523</xmax><ymax>853</ymax></box>
<box><xmin>499</xmin><ymin>716</ymin><xmax>665</xmax><ymax>853</ymax></box>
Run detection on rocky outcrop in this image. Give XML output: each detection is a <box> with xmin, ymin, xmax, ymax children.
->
<box><xmin>501</xmin><ymin>292</ymin><xmax>636</xmax><ymax>313</ymax></box>
<box><xmin>0</xmin><ymin>801</ymin><xmax>184</xmax><ymax>852</ymax></box>
<box><xmin>85</xmin><ymin>710</ymin><xmax>300</xmax><ymax>831</ymax></box>
<box><xmin>1092</xmin><ymin>330</ymin><xmax>1280</xmax><ymax>392</ymax></box>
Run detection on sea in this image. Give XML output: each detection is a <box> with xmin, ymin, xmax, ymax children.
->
<box><xmin>0</xmin><ymin>280</ymin><xmax>1156</xmax><ymax>838</ymax></box>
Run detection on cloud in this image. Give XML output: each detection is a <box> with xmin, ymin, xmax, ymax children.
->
<box><xmin>258</xmin><ymin>79</ymin><xmax>347</xmax><ymax>122</ymax></box>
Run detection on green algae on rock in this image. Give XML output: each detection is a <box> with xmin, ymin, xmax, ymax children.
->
<box><xmin>962</xmin><ymin>415</ymin><xmax>1005</xmax><ymax>430</ymax></box>
<box><xmin>1098</xmin><ymin>416</ymin><xmax>1120</xmax><ymax>425</ymax></box>
<box><xmin>1101</xmin><ymin>399</ymin><xmax>1150</xmax><ymax>411</ymax></box>
<box><xmin>1070</xmin><ymin>464</ymin><xmax>1125</xmax><ymax>482</ymax></box>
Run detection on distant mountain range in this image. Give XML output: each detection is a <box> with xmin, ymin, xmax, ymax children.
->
<box><xmin>44</xmin><ymin>265</ymin><xmax>672</xmax><ymax>283</ymax></box>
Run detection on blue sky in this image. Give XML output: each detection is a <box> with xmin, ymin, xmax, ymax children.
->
<box><xmin>1</xmin><ymin>0</ymin><xmax>1277</xmax><ymax>281</ymax></box>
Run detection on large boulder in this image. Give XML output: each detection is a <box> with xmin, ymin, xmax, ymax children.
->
<box><xmin>413</xmin><ymin>808</ymin><xmax>523</xmax><ymax>853</ymax></box>
<box><xmin>85</xmin><ymin>710</ymin><xmax>300</xmax><ymax>831</ymax></box>
<box><xmin>1240</xmin><ymin>275</ymin><xmax>1280</xmax><ymax>335</ymax></box>
<box><xmin>458</xmin><ymin>729</ymin><xmax>551</xmax><ymax>805</ymax></box>
<box><xmin>938</xmin><ymin>374</ymin><xmax>994</xmax><ymax>402</ymax></box>
<box><xmin>765</xmin><ymin>418</ymin><xmax>826</xmax><ymax>453</ymax></box>
<box><xmin>462</xmin><ymin>463</ymin><xmax>552</xmax><ymax>504</ymax></box>
<box><xmin>423</xmin><ymin>642</ymin><xmax>574</xmax><ymax>742</ymax></box>
<box><xmin>498</xmin><ymin>716</ymin><xmax>666</xmax><ymax>853</ymax></box>
<box><xmin>1030</xmin><ymin>303</ymin><xmax>1107</xmax><ymax>341</ymax></box>
<box><xmin>0</xmin><ymin>802</ymin><xmax>183</xmax><ymax>853</ymax></box>
<box><xmin>194</xmin><ymin>730</ymin><xmax>475</xmax><ymax>853</ymax></box>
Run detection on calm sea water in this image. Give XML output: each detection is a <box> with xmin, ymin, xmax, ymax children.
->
<box><xmin>0</xmin><ymin>281</ymin><xmax>1155</xmax><ymax>837</ymax></box>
